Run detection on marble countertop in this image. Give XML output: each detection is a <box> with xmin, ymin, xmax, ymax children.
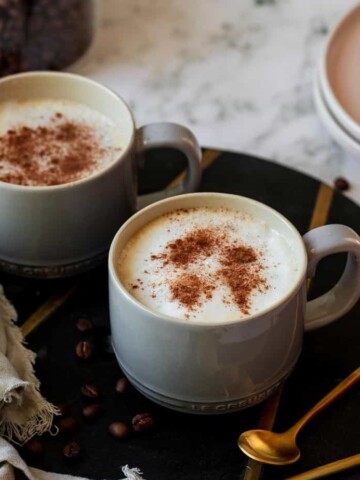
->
<box><xmin>73</xmin><ymin>0</ymin><xmax>360</xmax><ymax>204</ymax></box>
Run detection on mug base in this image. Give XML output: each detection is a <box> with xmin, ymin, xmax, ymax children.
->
<box><xmin>120</xmin><ymin>361</ymin><xmax>287</xmax><ymax>415</ymax></box>
<box><xmin>0</xmin><ymin>250</ymin><xmax>107</xmax><ymax>278</ymax></box>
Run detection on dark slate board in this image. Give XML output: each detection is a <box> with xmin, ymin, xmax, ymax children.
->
<box><xmin>1</xmin><ymin>149</ymin><xmax>359</xmax><ymax>480</ymax></box>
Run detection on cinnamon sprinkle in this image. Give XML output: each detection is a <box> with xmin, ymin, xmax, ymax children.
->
<box><xmin>149</xmin><ymin>226</ymin><xmax>268</xmax><ymax>315</ymax></box>
<box><xmin>165</xmin><ymin>228</ymin><xmax>217</xmax><ymax>267</ymax></box>
<box><xmin>220</xmin><ymin>244</ymin><xmax>257</xmax><ymax>266</ymax></box>
<box><xmin>219</xmin><ymin>244</ymin><xmax>267</xmax><ymax>314</ymax></box>
<box><xmin>169</xmin><ymin>273</ymin><xmax>216</xmax><ymax>310</ymax></box>
<box><xmin>0</xmin><ymin>115</ymin><xmax>112</xmax><ymax>186</ymax></box>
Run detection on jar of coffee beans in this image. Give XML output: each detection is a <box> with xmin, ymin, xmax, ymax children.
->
<box><xmin>0</xmin><ymin>0</ymin><xmax>96</xmax><ymax>76</ymax></box>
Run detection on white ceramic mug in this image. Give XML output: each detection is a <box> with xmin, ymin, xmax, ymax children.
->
<box><xmin>109</xmin><ymin>193</ymin><xmax>360</xmax><ymax>414</ymax></box>
<box><xmin>0</xmin><ymin>72</ymin><xmax>202</xmax><ymax>278</ymax></box>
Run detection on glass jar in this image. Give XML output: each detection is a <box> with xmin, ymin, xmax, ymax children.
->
<box><xmin>0</xmin><ymin>0</ymin><xmax>96</xmax><ymax>76</ymax></box>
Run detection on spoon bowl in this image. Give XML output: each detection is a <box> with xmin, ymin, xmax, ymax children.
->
<box><xmin>238</xmin><ymin>429</ymin><xmax>300</xmax><ymax>465</ymax></box>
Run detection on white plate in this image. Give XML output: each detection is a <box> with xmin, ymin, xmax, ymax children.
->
<box><xmin>319</xmin><ymin>3</ymin><xmax>360</xmax><ymax>142</ymax></box>
<box><xmin>314</xmin><ymin>71</ymin><xmax>360</xmax><ymax>159</ymax></box>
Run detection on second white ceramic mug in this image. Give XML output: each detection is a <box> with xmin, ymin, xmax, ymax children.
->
<box><xmin>109</xmin><ymin>193</ymin><xmax>360</xmax><ymax>414</ymax></box>
<box><xmin>0</xmin><ymin>72</ymin><xmax>202</xmax><ymax>278</ymax></box>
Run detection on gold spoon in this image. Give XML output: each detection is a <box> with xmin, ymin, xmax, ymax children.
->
<box><xmin>283</xmin><ymin>453</ymin><xmax>360</xmax><ymax>480</ymax></box>
<box><xmin>238</xmin><ymin>366</ymin><xmax>360</xmax><ymax>465</ymax></box>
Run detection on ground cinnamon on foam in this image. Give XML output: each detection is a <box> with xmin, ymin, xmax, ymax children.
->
<box><xmin>0</xmin><ymin>114</ymin><xmax>112</xmax><ymax>186</ymax></box>
<box><xmin>148</xmin><ymin>225</ymin><xmax>268</xmax><ymax>315</ymax></box>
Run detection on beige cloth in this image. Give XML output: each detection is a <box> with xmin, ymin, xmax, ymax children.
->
<box><xmin>0</xmin><ymin>286</ymin><xmax>57</xmax><ymax>443</ymax></box>
<box><xmin>0</xmin><ymin>287</ymin><xmax>144</xmax><ymax>480</ymax></box>
<box><xmin>0</xmin><ymin>437</ymin><xmax>144</xmax><ymax>480</ymax></box>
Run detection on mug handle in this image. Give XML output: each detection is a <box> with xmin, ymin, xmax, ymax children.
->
<box><xmin>303</xmin><ymin>225</ymin><xmax>360</xmax><ymax>331</ymax></box>
<box><xmin>136</xmin><ymin>122</ymin><xmax>202</xmax><ymax>210</ymax></box>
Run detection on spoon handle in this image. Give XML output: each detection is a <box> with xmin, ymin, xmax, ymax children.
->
<box><xmin>282</xmin><ymin>453</ymin><xmax>360</xmax><ymax>480</ymax></box>
<box><xmin>290</xmin><ymin>366</ymin><xmax>360</xmax><ymax>434</ymax></box>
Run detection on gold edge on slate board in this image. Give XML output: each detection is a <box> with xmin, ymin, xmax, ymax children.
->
<box><xmin>306</xmin><ymin>184</ymin><xmax>334</xmax><ymax>291</ymax></box>
<box><xmin>21</xmin><ymin>285</ymin><xmax>78</xmax><ymax>337</ymax></box>
<box><xmin>308</xmin><ymin>183</ymin><xmax>334</xmax><ymax>231</ymax></box>
<box><xmin>242</xmin><ymin>182</ymin><xmax>334</xmax><ymax>480</ymax></box>
<box><xmin>243</xmin><ymin>386</ymin><xmax>284</xmax><ymax>479</ymax></box>
<box><xmin>20</xmin><ymin>149</ymin><xmax>221</xmax><ymax>338</ymax></box>
<box><xmin>166</xmin><ymin>148</ymin><xmax>221</xmax><ymax>189</ymax></box>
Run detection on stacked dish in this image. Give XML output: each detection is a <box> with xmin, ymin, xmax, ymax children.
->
<box><xmin>315</xmin><ymin>4</ymin><xmax>360</xmax><ymax>158</ymax></box>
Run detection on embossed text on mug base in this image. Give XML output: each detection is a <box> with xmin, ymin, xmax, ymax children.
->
<box><xmin>189</xmin><ymin>382</ymin><xmax>283</xmax><ymax>413</ymax></box>
<box><xmin>0</xmin><ymin>251</ymin><xmax>107</xmax><ymax>279</ymax></box>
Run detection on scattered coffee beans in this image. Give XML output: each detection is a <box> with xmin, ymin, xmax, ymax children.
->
<box><xmin>81</xmin><ymin>383</ymin><xmax>100</xmax><ymax>399</ymax></box>
<box><xmin>24</xmin><ymin>438</ymin><xmax>45</xmax><ymax>455</ymax></box>
<box><xmin>76</xmin><ymin>317</ymin><xmax>94</xmax><ymax>333</ymax></box>
<box><xmin>108</xmin><ymin>422</ymin><xmax>130</xmax><ymax>440</ymax></box>
<box><xmin>115</xmin><ymin>377</ymin><xmax>129</xmax><ymax>394</ymax></box>
<box><xmin>334</xmin><ymin>177</ymin><xmax>350</xmax><ymax>191</ymax></box>
<box><xmin>63</xmin><ymin>441</ymin><xmax>81</xmax><ymax>460</ymax></box>
<box><xmin>44</xmin><ymin>309</ymin><xmax>157</xmax><ymax>458</ymax></box>
<box><xmin>75</xmin><ymin>340</ymin><xmax>93</xmax><ymax>360</ymax></box>
<box><xmin>57</xmin><ymin>417</ymin><xmax>78</xmax><ymax>433</ymax></box>
<box><xmin>82</xmin><ymin>404</ymin><xmax>100</xmax><ymax>421</ymax></box>
<box><xmin>132</xmin><ymin>413</ymin><xmax>155</xmax><ymax>433</ymax></box>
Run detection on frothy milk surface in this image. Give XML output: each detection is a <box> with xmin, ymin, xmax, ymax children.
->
<box><xmin>117</xmin><ymin>207</ymin><xmax>300</xmax><ymax>322</ymax></box>
<box><xmin>0</xmin><ymin>99</ymin><xmax>124</xmax><ymax>186</ymax></box>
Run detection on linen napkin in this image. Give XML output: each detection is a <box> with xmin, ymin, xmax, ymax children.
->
<box><xmin>0</xmin><ymin>287</ymin><xmax>144</xmax><ymax>480</ymax></box>
<box><xmin>0</xmin><ymin>437</ymin><xmax>144</xmax><ymax>480</ymax></box>
<box><xmin>0</xmin><ymin>286</ymin><xmax>57</xmax><ymax>443</ymax></box>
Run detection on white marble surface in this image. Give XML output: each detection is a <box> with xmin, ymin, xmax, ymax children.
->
<box><xmin>72</xmin><ymin>0</ymin><xmax>360</xmax><ymax>204</ymax></box>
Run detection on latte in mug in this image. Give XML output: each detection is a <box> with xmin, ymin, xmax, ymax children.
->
<box><xmin>110</xmin><ymin>193</ymin><xmax>360</xmax><ymax>413</ymax></box>
<box><xmin>0</xmin><ymin>99</ymin><xmax>123</xmax><ymax>186</ymax></box>
<box><xmin>117</xmin><ymin>206</ymin><xmax>300</xmax><ymax>322</ymax></box>
<box><xmin>0</xmin><ymin>72</ymin><xmax>202</xmax><ymax>278</ymax></box>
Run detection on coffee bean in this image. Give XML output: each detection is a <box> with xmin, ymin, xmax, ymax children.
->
<box><xmin>82</xmin><ymin>404</ymin><xmax>100</xmax><ymax>421</ymax></box>
<box><xmin>57</xmin><ymin>417</ymin><xmax>78</xmax><ymax>433</ymax></box>
<box><xmin>334</xmin><ymin>177</ymin><xmax>350</xmax><ymax>191</ymax></box>
<box><xmin>115</xmin><ymin>377</ymin><xmax>129</xmax><ymax>394</ymax></box>
<box><xmin>24</xmin><ymin>438</ymin><xmax>45</xmax><ymax>455</ymax></box>
<box><xmin>108</xmin><ymin>421</ymin><xmax>130</xmax><ymax>439</ymax></box>
<box><xmin>81</xmin><ymin>383</ymin><xmax>100</xmax><ymax>400</ymax></box>
<box><xmin>63</xmin><ymin>441</ymin><xmax>81</xmax><ymax>459</ymax></box>
<box><xmin>76</xmin><ymin>317</ymin><xmax>93</xmax><ymax>333</ymax></box>
<box><xmin>75</xmin><ymin>340</ymin><xmax>92</xmax><ymax>360</ymax></box>
<box><xmin>132</xmin><ymin>413</ymin><xmax>155</xmax><ymax>433</ymax></box>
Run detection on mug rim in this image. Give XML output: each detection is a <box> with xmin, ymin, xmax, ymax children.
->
<box><xmin>108</xmin><ymin>192</ymin><xmax>308</xmax><ymax>327</ymax></box>
<box><xmin>0</xmin><ymin>71</ymin><xmax>135</xmax><ymax>192</ymax></box>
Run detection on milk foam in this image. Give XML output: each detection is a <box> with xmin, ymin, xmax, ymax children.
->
<box><xmin>0</xmin><ymin>99</ymin><xmax>123</xmax><ymax>185</ymax></box>
<box><xmin>117</xmin><ymin>207</ymin><xmax>300</xmax><ymax>322</ymax></box>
